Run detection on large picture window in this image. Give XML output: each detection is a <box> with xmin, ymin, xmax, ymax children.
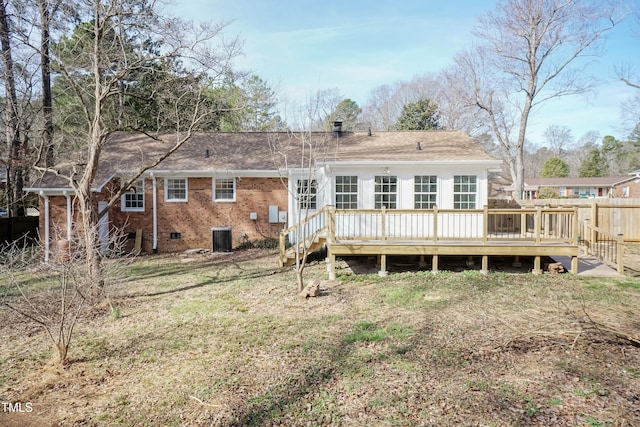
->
<box><xmin>453</xmin><ymin>175</ymin><xmax>477</xmax><ymax>209</ymax></box>
<box><xmin>296</xmin><ymin>179</ymin><xmax>317</xmax><ymax>210</ymax></box>
<box><xmin>121</xmin><ymin>180</ymin><xmax>144</xmax><ymax>212</ymax></box>
<box><xmin>165</xmin><ymin>178</ymin><xmax>187</xmax><ymax>202</ymax></box>
<box><xmin>335</xmin><ymin>176</ymin><xmax>358</xmax><ymax>209</ymax></box>
<box><xmin>214</xmin><ymin>178</ymin><xmax>235</xmax><ymax>201</ymax></box>
<box><xmin>374</xmin><ymin>175</ymin><xmax>397</xmax><ymax>209</ymax></box>
<box><xmin>414</xmin><ymin>175</ymin><xmax>437</xmax><ymax>209</ymax></box>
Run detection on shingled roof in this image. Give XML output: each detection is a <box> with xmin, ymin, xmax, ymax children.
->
<box><xmin>28</xmin><ymin>130</ymin><xmax>499</xmax><ymax>191</ymax></box>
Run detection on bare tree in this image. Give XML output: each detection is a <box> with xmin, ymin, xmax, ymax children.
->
<box><xmin>543</xmin><ymin>124</ymin><xmax>574</xmax><ymax>156</ymax></box>
<box><xmin>32</xmin><ymin>0</ymin><xmax>242</xmax><ymax>290</ymax></box>
<box><xmin>1</xmin><ymin>223</ymin><xmax>130</xmax><ymax>367</ymax></box>
<box><xmin>447</xmin><ymin>0</ymin><xmax>626</xmax><ymax>199</ymax></box>
<box><xmin>271</xmin><ymin>93</ymin><xmax>336</xmax><ymax>293</ymax></box>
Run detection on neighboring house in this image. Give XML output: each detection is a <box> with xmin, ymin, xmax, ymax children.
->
<box><xmin>500</xmin><ymin>176</ymin><xmax>640</xmax><ymax>199</ymax></box>
<box><xmin>25</xmin><ymin>129</ymin><xmax>502</xmax><ymax>257</ymax></box>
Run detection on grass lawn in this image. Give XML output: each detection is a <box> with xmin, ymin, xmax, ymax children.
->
<box><xmin>1</xmin><ymin>248</ymin><xmax>639</xmax><ymax>426</ymax></box>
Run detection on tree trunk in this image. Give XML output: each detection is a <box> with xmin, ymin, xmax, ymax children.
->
<box><xmin>514</xmin><ymin>94</ymin><xmax>534</xmax><ymax>200</ymax></box>
<box><xmin>0</xmin><ymin>1</ymin><xmax>22</xmax><ymax>216</ymax></box>
<box><xmin>39</xmin><ymin>0</ymin><xmax>55</xmax><ymax>167</ymax></box>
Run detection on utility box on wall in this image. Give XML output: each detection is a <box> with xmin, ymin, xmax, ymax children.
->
<box><xmin>268</xmin><ymin>205</ymin><xmax>279</xmax><ymax>223</ymax></box>
<box><xmin>278</xmin><ymin>211</ymin><xmax>287</xmax><ymax>223</ymax></box>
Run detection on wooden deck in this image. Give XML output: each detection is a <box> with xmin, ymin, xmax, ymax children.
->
<box><xmin>279</xmin><ymin>206</ymin><xmax>580</xmax><ymax>276</ymax></box>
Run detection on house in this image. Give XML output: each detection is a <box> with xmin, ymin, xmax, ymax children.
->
<box><xmin>501</xmin><ymin>176</ymin><xmax>640</xmax><ymax>199</ymax></box>
<box><xmin>25</xmin><ymin>129</ymin><xmax>502</xmax><ymax>259</ymax></box>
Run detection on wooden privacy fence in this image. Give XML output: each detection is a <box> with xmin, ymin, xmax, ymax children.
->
<box><xmin>520</xmin><ymin>198</ymin><xmax>640</xmax><ymax>242</ymax></box>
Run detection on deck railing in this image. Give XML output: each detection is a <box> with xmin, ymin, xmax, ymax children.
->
<box><xmin>280</xmin><ymin>206</ymin><xmax>578</xmax><ymax>259</ymax></box>
<box><xmin>331</xmin><ymin>206</ymin><xmax>577</xmax><ymax>244</ymax></box>
<box><xmin>580</xmin><ymin>220</ymin><xmax>624</xmax><ymax>275</ymax></box>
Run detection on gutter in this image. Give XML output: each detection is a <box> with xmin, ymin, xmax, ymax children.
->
<box><xmin>152</xmin><ymin>173</ymin><xmax>158</xmax><ymax>253</ymax></box>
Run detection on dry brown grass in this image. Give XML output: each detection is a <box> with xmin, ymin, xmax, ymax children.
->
<box><xmin>1</xmin><ymin>248</ymin><xmax>639</xmax><ymax>426</ymax></box>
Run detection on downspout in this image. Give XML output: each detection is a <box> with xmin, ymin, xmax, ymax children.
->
<box><xmin>64</xmin><ymin>190</ymin><xmax>72</xmax><ymax>241</ymax></box>
<box><xmin>40</xmin><ymin>191</ymin><xmax>50</xmax><ymax>262</ymax></box>
<box><xmin>151</xmin><ymin>173</ymin><xmax>158</xmax><ymax>253</ymax></box>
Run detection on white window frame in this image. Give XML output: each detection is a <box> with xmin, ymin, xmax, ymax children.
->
<box><xmin>335</xmin><ymin>176</ymin><xmax>358</xmax><ymax>209</ymax></box>
<box><xmin>213</xmin><ymin>178</ymin><xmax>236</xmax><ymax>202</ymax></box>
<box><xmin>121</xmin><ymin>179</ymin><xmax>145</xmax><ymax>212</ymax></box>
<box><xmin>414</xmin><ymin>175</ymin><xmax>437</xmax><ymax>209</ymax></box>
<box><xmin>453</xmin><ymin>175</ymin><xmax>477</xmax><ymax>209</ymax></box>
<box><xmin>165</xmin><ymin>178</ymin><xmax>188</xmax><ymax>202</ymax></box>
<box><xmin>296</xmin><ymin>179</ymin><xmax>317</xmax><ymax>210</ymax></box>
<box><xmin>374</xmin><ymin>175</ymin><xmax>397</xmax><ymax>209</ymax></box>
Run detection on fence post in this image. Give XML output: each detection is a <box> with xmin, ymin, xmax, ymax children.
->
<box><xmin>617</xmin><ymin>234</ymin><xmax>625</xmax><ymax>276</ymax></box>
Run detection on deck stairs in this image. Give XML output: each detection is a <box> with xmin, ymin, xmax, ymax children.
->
<box><xmin>280</xmin><ymin>234</ymin><xmax>327</xmax><ymax>267</ymax></box>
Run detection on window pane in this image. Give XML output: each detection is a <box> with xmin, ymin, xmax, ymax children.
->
<box><xmin>414</xmin><ymin>175</ymin><xmax>437</xmax><ymax>208</ymax></box>
<box><xmin>122</xmin><ymin>180</ymin><xmax>144</xmax><ymax>210</ymax></box>
<box><xmin>297</xmin><ymin>179</ymin><xmax>317</xmax><ymax>210</ymax></box>
<box><xmin>167</xmin><ymin>178</ymin><xmax>187</xmax><ymax>200</ymax></box>
<box><xmin>335</xmin><ymin>176</ymin><xmax>358</xmax><ymax>209</ymax></box>
<box><xmin>453</xmin><ymin>175</ymin><xmax>477</xmax><ymax>209</ymax></box>
<box><xmin>215</xmin><ymin>178</ymin><xmax>235</xmax><ymax>200</ymax></box>
<box><xmin>374</xmin><ymin>176</ymin><xmax>397</xmax><ymax>209</ymax></box>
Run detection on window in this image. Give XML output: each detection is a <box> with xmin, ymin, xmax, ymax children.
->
<box><xmin>165</xmin><ymin>178</ymin><xmax>187</xmax><ymax>201</ymax></box>
<box><xmin>453</xmin><ymin>175</ymin><xmax>477</xmax><ymax>209</ymax></box>
<box><xmin>414</xmin><ymin>175</ymin><xmax>437</xmax><ymax>209</ymax></box>
<box><xmin>121</xmin><ymin>180</ymin><xmax>144</xmax><ymax>212</ymax></box>
<box><xmin>296</xmin><ymin>179</ymin><xmax>317</xmax><ymax>210</ymax></box>
<box><xmin>335</xmin><ymin>176</ymin><xmax>358</xmax><ymax>209</ymax></box>
<box><xmin>374</xmin><ymin>175</ymin><xmax>397</xmax><ymax>209</ymax></box>
<box><xmin>214</xmin><ymin>178</ymin><xmax>235</xmax><ymax>201</ymax></box>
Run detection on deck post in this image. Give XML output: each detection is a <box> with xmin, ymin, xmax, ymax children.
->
<box><xmin>571</xmin><ymin>256</ymin><xmax>578</xmax><ymax>274</ymax></box>
<box><xmin>481</xmin><ymin>255</ymin><xmax>489</xmax><ymax>275</ymax></box>
<box><xmin>381</xmin><ymin>206</ymin><xmax>386</xmax><ymax>241</ymax></box>
<box><xmin>279</xmin><ymin>232</ymin><xmax>285</xmax><ymax>267</ymax></box>
<box><xmin>533</xmin><ymin>256</ymin><xmax>542</xmax><ymax>275</ymax></box>
<box><xmin>327</xmin><ymin>253</ymin><xmax>336</xmax><ymax>280</ymax></box>
<box><xmin>433</xmin><ymin>206</ymin><xmax>438</xmax><ymax>243</ymax></box>
<box><xmin>572</xmin><ymin>207</ymin><xmax>579</xmax><ymax>246</ymax></box>
<box><xmin>534</xmin><ymin>206</ymin><xmax>542</xmax><ymax>245</ymax></box>
<box><xmin>418</xmin><ymin>255</ymin><xmax>427</xmax><ymax>268</ymax></box>
<box><xmin>432</xmin><ymin>254</ymin><xmax>439</xmax><ymax>273</ymax></box>
<box><xmin>512</xmin><ymin>255</ymin><xmax>522</xmax><ymax>268</ymax></box>
<box><xmin>378</xmin><ymin>254</ymin><xmax>388</xmax><ymax>277</ymax></box>
<box><xmin>543</xmin><ymin>205</ymin><xmax>550</xmax><ymax>239</ymax></box>
<box><xmin>520</xmin><ymin>212</ymin><xmax>527</xmax><ymax>238</ymax></box>
<box><xmin>483</xmin><ymin>205</ymin><xmax>488</xmax><ymax>244</ymax></box>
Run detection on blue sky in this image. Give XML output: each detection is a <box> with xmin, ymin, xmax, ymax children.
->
<box><xmin>169</xmin><ymin>0</ymin><xmax>640</xmax><ymax>145</ymax></box>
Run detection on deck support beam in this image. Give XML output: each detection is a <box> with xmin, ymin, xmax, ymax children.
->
<box><xmin>432</xmin><ymin>255</ymin><xmax>439</xmax><ymax>273</ymax></box>
<box><xmin>533</xmin><ymin>256</ymin><xmax>542</xmax><ymax>275</ymax></box>
<box><xmin>327</xmin><ymin>253</ymin><xmax>336</xmax><ymax>280</ymax></box>
<box><xmin>378</xmin><ymin>254</ymin><xmax>388</xmax><ymax>276</ymax></box>
<box><xmin>481</xmin><ymin>255</ymin><xmax>489</xmax><ymax>275</ymax></box>
<box><xmin>571</xmin><ymin>255</ymin><xmax>578</xmax><ymax>274</ymax></box>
